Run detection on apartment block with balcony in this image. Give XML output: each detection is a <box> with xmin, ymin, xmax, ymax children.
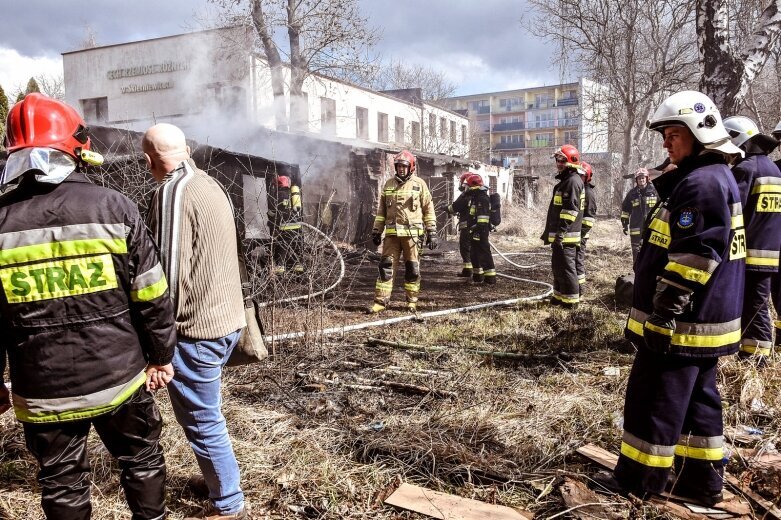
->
<box><xmin>442</xmin><ymin>78</ymin><xmax>607</xmax><ymax>165</ymax></box>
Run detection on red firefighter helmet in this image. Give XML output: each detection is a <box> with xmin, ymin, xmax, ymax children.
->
<box><xmin>634</xmin><ymin>167</ymin><xmax>649</xmax><ymax>179</ymax></box>
<box><xmin>581</xmin><ymin>162</ymin><xmax>593</xmax><ymax>183</ymax></box>
<box><xmin>466</xmin><ymin>173</ymin><xmax>484</xmax><ymax>187</ymax></box>
<box><xmin>552</xmin><ymin>144</ymin><xmax>580</xmax><ymax>165</ymax></box>
<box><xmin>459</xmin><ymin>172</ymin><xmax>471</xmax><ymax>184</ymax></box>
<box><xmin>394</xmin><ymin>149</ymin><xmax>416</xmax><ymax>174</ymax></box>
<box><xmin>5</xmin><ymin>93</ymin><xmax>90</xmax><ymax>158</ymax></box>
<box><xmin>276</xmin><ymin>175</ymin><xmax>291</xmax><ymax>188</ymax></box>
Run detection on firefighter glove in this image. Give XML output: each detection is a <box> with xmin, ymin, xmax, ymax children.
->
<box><xmin>426</xmin><ymin>230</ymin><xmax>439</xmax><ymax>250</ymax></box>
<box><xmin>371</xmin><ymin>231</ymin><xmax>382</xmax><ymax>246</ymax></box>
<box><xmin>643</xmin><ymin>313</ymin><xmax>675</xmax><ymax>355</ymax></box>
<box><xmin>623</xmin><ymin>228</ymin><xmax>629</xmax><ymax>236</ymax></box>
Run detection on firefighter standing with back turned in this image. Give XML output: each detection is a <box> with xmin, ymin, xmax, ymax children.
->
<box><xmin>451</xmin><ymin>174</ymin><xmax>496</xmax><ymax>284</ymax></box>
<box><xmin>542</xmin><ymin>144</ymin><xmax>585</xmax><ymax>308</ymax></box>
<box><xmin>369</xmin><ymin>150</ymin><xmax>438</xmax><ymax>313</ymax></box>
<box><xmin>268</xmin><ymin>175</ymin><xmax>304</xmax><ymax>275</ymax></box>
<box><xmin>594</xmin><ymin>90</ymin><xmax>745</xmax><ymax>507</ymax></box>
<box><xmin>575</xmin><ymin>161</ymin><xmax>597</xmax><ymax>292</ymax></box>
<box><xmin>447</xmin><ymin>172</ymin><xmax>473</xmax><ymax>277</ymax></box>
<box><xmin>0</xmin><ymin>93</ymin><xmax>177</xmax><ymax>519</ymax></box>
<box><xmin>621</xmin><ymin>168</ymin><xmax>659</xmax><ymax>266</ymax></box>
<box><xmin>722</xmin><ymin>116</ymin><xmax>781</xmax><ymax>362</ymax></box>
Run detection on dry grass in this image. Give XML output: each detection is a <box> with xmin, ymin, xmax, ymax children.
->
<box><xmin>1</xmin><ymin>209</ymin><xmax>780</xmax><ymax>519</ymax></box>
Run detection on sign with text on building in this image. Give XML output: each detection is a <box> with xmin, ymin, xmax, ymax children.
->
<box><xmin>107</xmin><ymin>60</ymin><xmax>189</xmax><ymax>95</ymax></box>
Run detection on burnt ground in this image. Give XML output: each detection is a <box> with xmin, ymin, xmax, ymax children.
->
<box><xmin>256</xmin><ymin>238</ymin><xmax>556</xmax><ymax>337</ymax></box>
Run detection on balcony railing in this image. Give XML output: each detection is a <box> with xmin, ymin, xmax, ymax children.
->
<box><xmin>477</xmin><ymin>106</ymin><xmax>491</xmax><ymax>114</ymax></box>
<box><xmin>559</xmin><ymin>118</ymin><xmax>579</xmax><ymax>127</ymax></box>
<box><xmin>557</xmin><ymin>97</ymin><xmax>579</xmax><ymax>106</ymax></box>
<box><xmin>493</xmin><ymin>141</ymin><xmax>526</xmax><ymax>150</ymax></box>
<box><xmin>492</xmin><ymin>122</ymin><xmax>525</xmax><ymax>131</ymax></box>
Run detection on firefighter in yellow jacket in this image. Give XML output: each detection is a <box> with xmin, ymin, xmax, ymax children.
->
<box><xmin>369</xmin><ymin>150</ymin><xmax>438</xmax><ymax>313</ymax></box>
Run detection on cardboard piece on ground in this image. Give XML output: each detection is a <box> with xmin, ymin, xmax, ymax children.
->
<box><xmin>560</xmin><ymin>477</ymin><xmax>624</xmax><ymax>520</ymax></box>
<box><xmin>724</xmin><ymin>473</ymin><xmax>781</xmax><ymax>520</ymax></box>
<box><xmin>384</xmin><ymin>482</ymin><xmax>530</xmax><ymax>520</ymax></box>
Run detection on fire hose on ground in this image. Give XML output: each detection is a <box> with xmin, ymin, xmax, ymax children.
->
<box><xmin>257</xmin><ymin>222</ymin><xmax>346</xmax><ymax>308</ymax></box>
<box><xmin>261</xmin><ymin>235</ymin><xmax>553</xmax><ymax>344</ymax></box>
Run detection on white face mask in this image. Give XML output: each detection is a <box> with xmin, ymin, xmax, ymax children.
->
<box><xmin>1</xmin><ymin>147</ymin><xmax>77</xmax><ymax>186</ymax></box>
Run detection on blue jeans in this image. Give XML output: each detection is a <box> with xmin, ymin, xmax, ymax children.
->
<box><xmin>168</xmin><ymin>330</ymin><xmax>244</xmax><ymax>515</ymax></box>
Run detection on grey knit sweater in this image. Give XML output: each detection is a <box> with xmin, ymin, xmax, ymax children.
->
<box><xmin>147</xmin><ymin>159</ymin><xmax>245</xmax><ymax>339</ymax></box>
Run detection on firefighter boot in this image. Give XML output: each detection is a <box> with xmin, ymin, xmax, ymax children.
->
<box><xmin>472</xmin><ymin>268</ymin><xmax>484</xmax><ymax>283</ymax></box>
<box><xmin>483</xmin><ymin>269</ymin><xmax>497</xmax><ymax>285</ymax></box>
<box><xmin>457</xmin><ymin>263</ymin><xmax>473</xmax><ymax>277</ymax></box>
<box><xmin>406</xmin><ymin>301</ymin><xmax>417</xmax><ymax>313</ymax></box>
<box><xmin>367</xmin><ymin>302</ymin><xmax>386</xmax><ymax>314</ymax></box>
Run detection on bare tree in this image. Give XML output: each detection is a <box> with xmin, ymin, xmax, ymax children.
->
<box><xmin>697</xmin><ymin>0</ymin><xmax>781</xmax><ymax>114</ymax></box>
<box><xmin>211</xmin><ymin>0</ymin><xmax>379</xmax><ymax>131</ymax></box>
<box><xmin>527</xmin><ymin>0</ymin><xmax>698</xmax><ymax>211</ymax></box>
<box><xmin>372</xmin><ymin>59</ymin><xmax>458</xmax><ymax>102</ymax></box>
<box><xmin>36</xmin><ymin>74</ymin><xmax>65</xmax><ymax>100</ymax></box>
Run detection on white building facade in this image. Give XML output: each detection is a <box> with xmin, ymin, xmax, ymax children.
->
<box><xmin>62</xmin><ymin>27</ymin><xmax>469</xmax><ymax>158</ymax></box>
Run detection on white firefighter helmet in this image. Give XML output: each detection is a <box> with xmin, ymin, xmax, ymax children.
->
<box><xmin>772</xmin><ymin>119</ymin><xmax>781</xmax><ymax>139</ymax></box>
<box><xmin>723</xmin><ymin>116</ymin><xmax>759</xmax><ymax>149</ymax></box>
<box><xmin>647</xmin><ymin>90</ymin><xmax>743</xmax><ymax>158</ymax></box>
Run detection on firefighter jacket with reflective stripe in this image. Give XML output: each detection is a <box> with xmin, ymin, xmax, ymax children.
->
<box><xmin>621</xmin><ymin>185</ymin><xmax>658</xmax><ymax>236</ymax></box>
<box><xmin>448</xmin><ymin>190</ymin><xmax>470</xmax><ymax>230</ymax></box>
<box><xmin>373</xmin><ymin>175</ymin><xmax>436</xmax><ymax>237</ymax></box>
<box><xmin>451</xmin><ymin>186</ymin><xmax>491</xmax><ymax>229</ymax></box>
<box><xmin>543</xmin><ymin>169</ymin><xmax>584</xmax><ymax>245</ymax></box>
<box><xmin>732</xmin><ymin>154</ymin><xmax>781</xmax><ymax>272</ymax></box>
<box><xmin>0</xmin><ymin>173</ymin><xmax>176</xmax><ymax>423</ymax></box>
<box><xmin>268</xmin><ymin>185</ymin><xmax>302</xmax><ymax>232</ymax></box>
<box><xmin>582</xmin><ymin>182</ymin><xmax>597</xmax><ymax>239</ymax></box>
<box><xmin>626</xmin><ymin>153</ymin><xmax>745</xmax><ymax>358</ymax></box>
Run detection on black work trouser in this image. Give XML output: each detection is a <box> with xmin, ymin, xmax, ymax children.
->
<box><xmin>631</xmin><ymin>237</ymin><xmax>642</xmax><ymax>267</ymax></box>
<box><xmin>551</xmin><ymin>242</ymin><xmax>579</xmax><ymax>304</ymax></box>
<box><xmin>459</xmin><ymin>227</ymin><xmax>472</xmax><ymax>267</ymax></box>
<box><xmin>469</xmin><ymin>227</ymin><xmax>495</xmax><ymax>275</ymax></box>
<box><xmin>23</xmin><ymin>387</ymin><xmax>166</xmax><ymax>520</ymax></box>
<box><xmin>614</xmin><ymin>346</ymin><xmax>723</xmax><ymax>497</ymax></box>
<box><xmin>273</xmin><ymin>228</ymin><xmax>304</xmax><ymax>271</ymax></box>
<box><xmin>575</xmin><ymin>238</ymin><xmax>588</xmax><ymax>286</ymax></box>
<box><xmin>741</xmin><ymin>271</ymin><xmax>773</xmax><ymax>356</ymax></box>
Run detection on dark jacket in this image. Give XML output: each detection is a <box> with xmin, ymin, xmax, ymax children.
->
<box><xmin>625</xmin><ymin>154</ymin><xmax>745</xmax><ymax>358</ymax></box>
<box><xmin>543</xmin><ymin>168</ymin><xmax>584</xmax><ymax>245</ymax></box>
<box><xmin>733</xmin><ymin>153</ymin><xmax>781</xmax><ymax>272</ymax></box>
<box><xmin>450</xmin><ymin>186</ymin><xmax>491</xmax><ymax>229</ymax></box>
<box><xmin>621</xmin><ymin>185</ymin><xmax>659</xmax><ymax>238</ymax></box>
<box><xmin>581</xmin><ymin>182</ymin><xmax>597</xmax><ymax>239</ymax></box>
<box><xmin>0</xmin><ymin>173</ymin><xmax>176</xmax><ymax>423</ymax></box>
<box><xmin>268</xmin><ymin>185</ymin><xmax>302</xmax><ymax>232</ymax></box>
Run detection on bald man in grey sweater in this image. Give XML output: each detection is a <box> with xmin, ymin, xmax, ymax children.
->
<box><xmin>143</xmin><ymin>123</ymin><xmax>247</xmax><ymax>520</ymax></box>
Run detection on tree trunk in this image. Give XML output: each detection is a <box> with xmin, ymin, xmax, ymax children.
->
<box><xmin>252</xmin><ymin>0</ymin><xmax>288</xmax><ymax>131</ymax></box>
<box><xmin>287</xmin><ymin>0</ymin><xmax>306</xmax><ymax>131</ymax></box>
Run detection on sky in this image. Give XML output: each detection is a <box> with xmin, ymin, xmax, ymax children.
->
<box><xmin>0</xmin><ymin>0</ymin><xmax>563</xmax><ymax>99</ymax></box>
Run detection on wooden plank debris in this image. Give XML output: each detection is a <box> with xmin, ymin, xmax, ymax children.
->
<box><xmin>384</xmin><ymin>482</ymin><xmax>531</xmax><ymax>520</ymax></box>
<box><xmin>576</xmin><ymin>443</ymin><xmax>617</xmax><ymax>470</ymax></box>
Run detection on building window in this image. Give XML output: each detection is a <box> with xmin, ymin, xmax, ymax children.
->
<box><xmin>80</xmin><ymin>97</ymin><xmax>108</xmax><ymax>124</ymax></box>
<box><xmin>411</xmin><ymin>121</ymin><xmax>421</xmax><ymax>149</ymax></box>
<box><xmin>320</xmin><ymin>97</ymin><xmax>336</xmax><ymax>135</ymax></box>
<box><xmin>378</xmin><ymin>112</ymin><xmax>389</xmax><ymax>143</ymax></box>
<box><xmin>461</xmin><ymin>124</ymin><xmax>467</xmax><ymax>145</ymax></box>
<box><xmin>535</xmin><ymin>93</ymin><xmax>554</xmax><ymax>109</ymax></box>
<box><xmin>440</xmin><ymin>117</ymin><xmax>447</xmax><ymax>139</ymax></box>
<box><xmin>476</xmin><ymin>120</ymin><xmax>490</xmax><ymax>132</ymax></box>
<box><xmin>395</xmin><ymin>116</ymin><xmax>405</xmax><ymax>144</ymax></box>
<box><xmin>532</xmin><ymin>132</ymin><xmax>554</xmax><ymax>147</ymax></box>
<box><xmin>564</xmin><ymin>130</ymin><xmax>579</xmax><ymax>144</ymax></box>
<box><xmin>449</xmin><ymin>120</ymin><xmax>457</xmax><ymax>142</ymax></box>
<box><xmin>429</xmin><ymin>113</ymin><xmax>437</xmax><ymax>137</ymax></box>
<box><xmin>356</xmin><ymin>106</ymin><xmax>369</xmax><ymax>139</ymax></box>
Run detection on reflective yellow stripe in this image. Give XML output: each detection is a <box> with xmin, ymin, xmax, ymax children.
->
<box><xmin>0</xmin><ymin>238</ymin><xmax>127</xmax><ymax>267</ymax></box>
<box><xmin>665</xmin><ymin>261</ymin><xmax>712</xmax><ymax>284</ymax></box>
<box><xmin>648</xmin><ymin>217</ymin><xmax>670</xmax><ymax>236</ymax></box>
<box><xmin>15</xmin><ymin>372</ymin><xmax>145</xmax><ymax>424</ymax></box>
<box><xmin>627</xmin><ymin>317</ymin><xmax>644</xmax><ymax>336</ymax></box>
<box><xmin>553</xmin><ymin>195</ymin><xmax>563</xmax><ymax>205</ymax></box>
<box><xmin>645</xmin><ymin>321</ymin><xmax>673</xmax><ymax>336</ymax></box>
<box><xmin>375</xmin><ymin>216</ymin><xmax>386</xmax><ymax>222</ymax></box>
<box><xmin>279</xmin><ymin>224</ymin><xmax>302</xmax><ymax>231</ymax></box>
<box><xmin>751</xmin><ymin>184</ymin><xmax>781</xmax><ymax>195</ymax></box>
<box><xmin>621</xmin><ymin>212</ymin><xmax>630</xmax><ymax>218</ymax></box>
<box><xmin>648</xmin><ymin>230</ymin><xmax>670</xmax><ymax>249</ymax></box>
<box><xmin>674</xmin><ymin>445</ymin><xmax>723</xmax><ymax>461</ymax></box>
<box><xmin>740</xmin><ymin>344</ymin><xmax>772</xmax><ymax>356</ymax></box>
<box><xmin>560</xmin><ymin>213</ymin><xmax>576</xmax><ymax>222</ymax></box>
<box><xmin>629</xmin><ymin>317</ymin><xmax>740</xmax><ymax>348</ymax></box>
<box><xmin>131</xmin><ymin>278</ymin><xmax>168</xmax><ymax>302</ymax></box>
<box><xmin>731</xmin><ymin>214</ymin><xmax>744</xmax><ymax>228</ymax></box>
<box><xmin>746</xmin><ymin>256</ymin><xmax>779</xmax><ymax>267</ymax></box>
<box><xmin>620</xmin><ymin>441</ymin><xmax>674</xmax><ymax>468</ymax></box>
